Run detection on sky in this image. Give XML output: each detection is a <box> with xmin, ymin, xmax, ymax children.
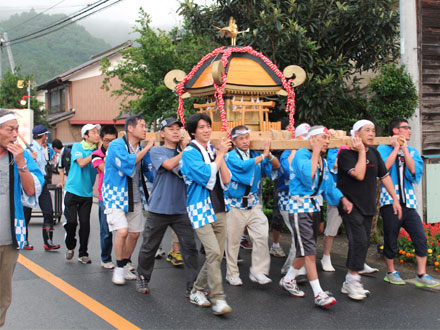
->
<box><xmin>1</xmin><ymin>0</ymin><xmax>184</xmax><ymax>29</ymax></box>
<box><xmin>0</xmin><ymin>0</ymin><xmax>214</xmax><ymax>45</ymax></box>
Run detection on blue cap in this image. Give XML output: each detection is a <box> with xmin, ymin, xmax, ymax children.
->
<box><xmin>32</xmin><ymin>125</ymin><xmax>48</xmax><ymax>137</ymax></box>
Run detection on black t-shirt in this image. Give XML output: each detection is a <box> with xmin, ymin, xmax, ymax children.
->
<box><xmin>59</xmin><ymin>147</ymin><xmax>72</xmax><ymax>176</ymax></box>
<box><xmin>337</xmin><ymin>148</ymin><xmax>388</xmax><ymax>216</ymax></box>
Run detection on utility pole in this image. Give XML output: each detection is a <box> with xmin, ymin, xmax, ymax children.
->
<box><xmin>0</xmin><ymin>42</ymin><xmax>2</xmax><ymax>87</ymax></box>
<box><xmin>3</xmin><ymin>32</ymin><xmax>15</xmax><ymax>74</ymax></box>
<box><xmin>400</xmin><ymin>0</ymin><xmax>423</xmax><ymax>217</ymax></box>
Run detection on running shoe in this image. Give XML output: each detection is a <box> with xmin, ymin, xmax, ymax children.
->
<box><xmin>384</xmin><ymin>271</ymin><xmax>406</xmax><ymax>285</ymax></box>
<box><xmin>211</xmin><ymin>299</ymin><xmax>232</xmax><ymax>315</ymax></box>
<box><xmin>270</xmin><ymin>246</ymin><xmax>286</xmax><ymax>257</ymax></box>
<box><xmin>77</xmin><ymin>256</ymin><xmax>91</xmax><ymax>264</ymax></box>
<box><xmin>136</xmin><ymin>274</ymin><xmax>150</xmax><ymax>294</ymax></box>
<box><xmin>314</xmin><ymin>291</ymin><xmax>337</xmax><ymax>308</ymax></box>
<box><xmin>279</xmin><ymin>277</ymin><xmax>305</xmax><ymax>297</ymax></box>
<box><xmin>189</xmin><ymin>290</ymin><xmax>211</xmax><ymax>307</ymax></box>
<box><xmin>415</xmin><ymin>274</ymin><xmax>440</xmax><ymax>288</ymax></box>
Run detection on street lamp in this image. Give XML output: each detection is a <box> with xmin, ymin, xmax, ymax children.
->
<box><xmin>20</xmin><ymin>95</ymin><xmax>32</xmax><ymax>108</ymax></box>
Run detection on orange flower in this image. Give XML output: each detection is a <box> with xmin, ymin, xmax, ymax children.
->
<box><xmin>436</xmin><ymin>268</ymin><xmax>439</xmax><ymax>272</ymax></box>
<box><xmin>400</xmin><ymin>259</ymin><xmax>404</xmax><ymax>263</ymax></box>
<box><xmin>435</xmin><ymin>261</ymin><xmax>439</xmax><ymax>266</ymax></box>
<box><xmin>406</xmin><ymin>253</ymin><xmax>411</xmax><ymax>257</ymax></box>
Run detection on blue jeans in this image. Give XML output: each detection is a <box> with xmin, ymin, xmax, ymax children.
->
<box><xmin>98</xmin><ymin>200</ymin><xmax>113</xmax><ymax>262</ymax></box>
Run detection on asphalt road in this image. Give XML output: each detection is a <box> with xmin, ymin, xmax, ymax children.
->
<box><xmin>4</xmin><ymin>201</ymin><xmax>440</xmax><ymax>329</ymax></box>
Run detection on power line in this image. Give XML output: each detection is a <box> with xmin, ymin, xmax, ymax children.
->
<box><xmin>6</xmin><ymin>0</ymin><xmax>110</xmax><ymax>44</ymax></box>
<box><xmin>4</xmin><ymin>0</ymin><xmax>69</xmax><ymax>34</ymax></box>
<box><xmin>7</xmin><ymin>0</ymin><xmax>124</xmax><ymax>47</ymax></box>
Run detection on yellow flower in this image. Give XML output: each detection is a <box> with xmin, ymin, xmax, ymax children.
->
<box><xmin>428</xmin><ymin>249</ymin><xmax>433</xmax><ymax>254</ymax></box>
<box><xmin>380</xmin><ymin>246</ymin><xmax>384</xmax><ymax>250</ymax></box>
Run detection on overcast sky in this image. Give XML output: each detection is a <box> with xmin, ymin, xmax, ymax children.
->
<box><xmin>0</xmin><ymin>0</ymin><xmax>212</xmax><ymax>30</ymax></box>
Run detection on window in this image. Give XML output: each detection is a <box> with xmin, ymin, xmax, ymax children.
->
<box><xmin>47</xmin><ymin>86</ymin><xmax>65</xmax><ymax>114</ymax></box>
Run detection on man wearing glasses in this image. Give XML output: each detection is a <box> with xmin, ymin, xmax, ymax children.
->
<box><xmin>92</xmin><ymin>125</ymin><xmax>118</xmax><ymax>269</ymax></box>
<box><xmin>378</xmin><ymin>119</ymin><xmax>440</xmax><ymax>288</ymax></box>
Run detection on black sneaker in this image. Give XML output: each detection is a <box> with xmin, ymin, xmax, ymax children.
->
<box><xmin>136</xmin><ymin>275</ymin><xmax>150</xmax><ymax>294</ymax></box>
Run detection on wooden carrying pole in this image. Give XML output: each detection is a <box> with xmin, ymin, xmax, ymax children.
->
<box><xmin>142</xmin><ymin>130</ymin><xmax>396</xmax><ymax>150</ymax></box>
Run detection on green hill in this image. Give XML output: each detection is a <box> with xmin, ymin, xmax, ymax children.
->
<box><xmin>0</xmin><ymin>10</ymin><xmax>111</xmax><ymax>84</ymax></box>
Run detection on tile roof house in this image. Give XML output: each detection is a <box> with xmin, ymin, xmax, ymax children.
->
<box><xmin>36</xmin><ymin>41</ymin><xmax>133</xmax><ymax>143</ymax></box>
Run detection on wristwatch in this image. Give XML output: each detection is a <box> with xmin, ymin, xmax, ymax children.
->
<box><xmin>18</xmin><ymin>164</ymin><xmax>28</xmax><ymax>172</ymax></box>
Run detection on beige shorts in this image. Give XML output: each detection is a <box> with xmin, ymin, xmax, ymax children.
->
<box><xmin>106</xmin><ymin>202</ymin><xmax>145</xmax><ymax>232</ymax></box>
<box><xmin>324</xmin><ymin>204</ymin><xmax>342</xmax><ymax>236</ymax></box>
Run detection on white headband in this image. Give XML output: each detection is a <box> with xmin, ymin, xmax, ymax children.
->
<box><xmin>231</xmin><ymin>129</ymin><xmax>251</xmax><ymax>139</ymax></box>
<box><xmin>295</xmin><ymin>123</ymin><xmax>311</xmax><ymax>138</ymax></box>
<box><xmin>306</xmin><ymin>127</ymin><xmax>329</xmax><ymax>140</ymax></box>
<box><xmin>0</xmin><ymin>114</ymin><xmax>17</xmax><ymax>125</ymax></box>
<box><xmin>350</xmin><ymin>120</ymin><xmax>374</xmax><ymax>136</ymax></box>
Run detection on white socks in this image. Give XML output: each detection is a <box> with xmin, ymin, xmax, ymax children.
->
<box><xmin>309</xmin><ymin>279</ymin><xmax>323</xmax><ymax>296</ymax></box>
<box><xmin>321</xmin><ymin>254</ymin><xmax>335</xmax><ymax>272</ymax></box>
<box><xmin>346</xmin><ymin>272</ymin><xmax>361</xmax><ymax>283</ymax></box>
<box><xmin>284</xmin><ymin>266</ymin><xmax>299</xmax><ymax>282</ymax></box>
<box><xmin>272</xmin><ymin>242</ymin><xmax>280</xmax><ymax>248</ymax></box>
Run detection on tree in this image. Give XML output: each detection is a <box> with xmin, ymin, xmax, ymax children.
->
<box><xmin>0</xmin><ymin>69</ymin><xmax>46</xmax><ymax>125</ymax></box>
<box><xmin>367</xmin><ymin>64</ymin><xmax>418</xmax><ymax>131</ymax></box>
<box><xmin>100</xmin><ymin>9</ymin><xmax>219</xmax><ymax>126</ymax></box>
<box><xmin>178</xmin><ymin>0</ymin><xmax>400</xmax><ymax>130</ymax></box>
<box><xmin>1</xmin><ymin>10</ymin><xmax>111</xmax><ymax>83</ymax></box>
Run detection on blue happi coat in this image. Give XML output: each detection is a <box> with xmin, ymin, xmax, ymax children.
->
<box><xmin>102</xmin><ymin>137</ymin><xmax>154</xmax><ymax>212</ymax></box>
<box><xmin>224</xmin><ymin>148</ymin><xmax>273</xmax><ymax>209</ymax></box>
<box><xmin>289</xmin><ymin>148</ymin><xmax>343</xmax><ymax>213</ymax></box>
<box><xmin>11</xmin><ymin>151</ymin><xmax>44</xmax><ymax>248</ymax></box>
<box><xmin>377</xmin><ymin>144</ymin><xmax>423</xmax><ymax>209</ymax></box>
<box><xmin>180</xmin><ymin>144</ymin><xmax>225</xmax><ymax>229</ymax></box>
<box><xmin>276</xmin><ymin>150</ymin><xmax>292</xmax><ymax>211</ymax></box>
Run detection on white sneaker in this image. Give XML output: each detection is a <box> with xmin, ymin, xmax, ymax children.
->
<box><xmin>270</xmin><ymin>246</ymin><xmax>286</xmax><ymax>258</ymax></box>
<box><xmin>249</xmin><ymin>273</ymin><xmax>272</xmax><ymax>285</ymax></box>
<box><xmin>189</xmin><ymin>290</ymin><xmax>211</xmax><ymax>307</ymax></box>
<box><xmin>124</xmin><ymin>265</ymin><xmax>137</xmax><ymax>280</ymax></box>
<box><xmin>314</xmin><ymin>291</ymin><xmax>337</xmax><ymax>308</ymax></box>
<box><xmin>101</xmin><ymin>261</ymin><xmax>115</xmax><ymax>269</ymax></box>
<box><xmin>155</xmin><ymin>247</ymin><xmax>165</xmax><ymax>259</ymax></box>
<box><xmin>126</xmin><ymin>262</ymin><xmax>135</xmax><ymax>272</ymax></box>
<box><xmin>321</xmin><ymin>258</ymin><xmax>335</xmax><ymax>272</ymax></box>
<box><xmin>112</xmin><ymin>267</ymin><xmax>125</xmax><ymax>285</ymax></box>
<box><xmin>341</xmin><ymin>281</ymin><xmax>367</xmax><ymax>300</ymax></box>
<box><xmin>211</xmin><ymin>299</ymin><xmax>232</xmax><ymax>315</ymax></box>
<box><xmin>226</xmin><ymin>276</ymin><xmax>243</xmax><ymax>286</ymax></box>
<box><xmin>279</xmin><ymin>277</ymin><xmax>305</xmax><ymax>297</ymax></box>
<box><xmin>341</xmin><ymin>281</ymin><xmax>370</xmax><ymax>296</ymax></box>
<box><xmin>358</xmin><ymin>263</ymin><xmax>379</xmax><ymax>275</ymax></box>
